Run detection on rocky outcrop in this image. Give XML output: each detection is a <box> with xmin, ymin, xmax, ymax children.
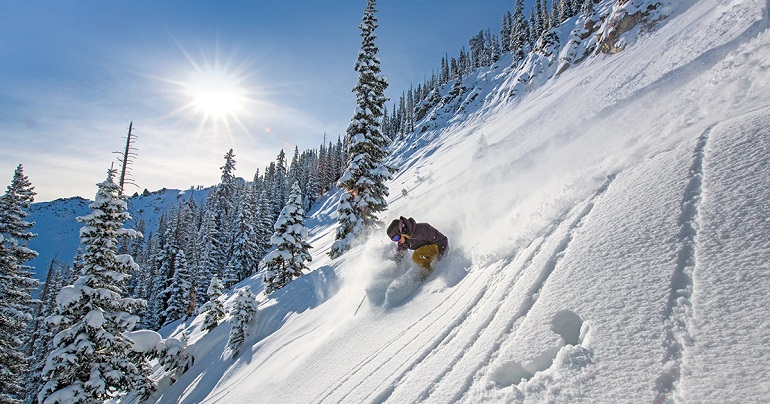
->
<box><xmin>596</xmin><ymin>0</ymin><xmax>674</xmax><ymax>54</ymax></box>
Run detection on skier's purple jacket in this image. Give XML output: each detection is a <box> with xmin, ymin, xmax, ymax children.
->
<box><xmin>394</xmin><ymin>216</ymin><xmax>449</xmax><ymax>257</ymax></box>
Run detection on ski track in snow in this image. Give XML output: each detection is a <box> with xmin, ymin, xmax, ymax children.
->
<box><xmin>312</xmin><ymin>264</ymin><xmax>492</xmax><ymax>403</ymax></box>
<box><xmin>679</xmin><ymin>108</ymin><xmax>770</xmax><ymax>401</ymax></box>
<box><xmin>654</xmin><ymin>126</ymin><xmax>711</xmax><ymax>402</ymax></box>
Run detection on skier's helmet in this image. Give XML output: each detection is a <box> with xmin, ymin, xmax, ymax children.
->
<box><xmin>387</xmin><ymin>219</ymin><xmax>400</xmax><ymax>239</ymax></box>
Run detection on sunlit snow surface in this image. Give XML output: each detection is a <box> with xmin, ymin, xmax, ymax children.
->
<box><xmin>143</xmin><ymin>0</ymin><xmax>770</xmax><ymax>402</ymax></box>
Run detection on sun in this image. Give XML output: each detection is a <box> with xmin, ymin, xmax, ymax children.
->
<box><xmin>185</xmin><ymin>70</ymin><xmax>247</xmax><ymax>121</ymax></box>
<box><xmin>162</xmin><ymin>44</ymin><xmax>263</xmax><ymax>140</ymax></box>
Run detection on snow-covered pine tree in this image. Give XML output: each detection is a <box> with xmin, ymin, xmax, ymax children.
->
<box><xmin>133</xmin><ymin>232</ymin><xmax>154</xmax><ymax>301</ymax></box>
<box><xmin>481</xmin><ymin>29</ymin><xmax>501</xmax><ymax>65</ymax></box>
<box><xmin>201</xmin><ymin>149</ymin><xmax>239</xmax><ymax>288</ymax></box>
<box><xmin>500</xmin><ymin>11</ymin><xmax>513</xmax><ymax>52</ymax></box>
<box><xmin>318</xmin><ymin>142</ymin><xmax>331</xmax><ymax>191</ymax></box>
<box><xmin>539</xmin><ymin>0</ymin><xmax>551</xmax><ymax>33</ymax></box>
<box><xmin>255</xmin><ymin>187</ymin><xmax>276</xmax><ymax>265</ymax></box>
<box><xmin>197</xmin><ymin>204</ymin><xmax>226</xmax><ymax>293</ymax></box>
<box><xmin>511</xmin><ymin>0</ymin><xmax>530</xmax><ymax>62</ymax></box>
<box><xmin>529</xmin><ymin>8</ymin><xmax>539</xmax><ymax>45</ymax></box>
<box><xmin>261</xmin><ymin>182</ymin><xmax>313</xmax><ymax>295</ymax></box>
<box><xmin>226</xmin><ymin>286</ymin><xmax>258</xmax><ymax>358</ymax></box>
<box><xmin>470</xmin><ymin>30</ymin><xmax>486</xmax><ymax>68</ymax></box>
<box><xmin>160</xmin><ymin>249</ymin><xmax>193</xmax><ymax>327</ymax></box>
<box><xmin>228</xmin><ymin>183</ymin><xmax>261</xmax><ymax>282</ymax></box>
<box><xmin>219</xmin><ymin>149</ymin><xmax>238</xmax><ymax>218</ymax></box>
<box><xmin>329</xmin><ymin>0</ymin><xmax>391</xmax><ymax>258</ymax></box>
<box><xmin>38</xmin><ymin>169</ymin><xmax>151</xmax><ymax>403</ymax></box>
<box><xmin>287</xmin><ymin>147</ymin><xmax>302</xmax><ymax>196</ymax></box>
<box><xmin>155</xmin><ymin>332</ymin><xmax>192</xmax><ymax>382</ymax></box>
<box><xmin>137</xmin><ymin>234</ymin><xmax>161</xmax><ymax>328</ymax></box>
<box><xmin>0</xmin><ymin>164</ymin><xmax>39</xmax><ymax>404</ymax></box>
<box><xmin>222</xmin><ymin>261</ymin><xmax>238</xmax><ymax>290</ymax></box>
<box><xmin>25</xmin><ymin>262</ymin><xmax>65</xmax><ymax>404</ymax></box>
<box><xmin>152</xmin><ymin>210</ymin><xmax>179</xmax><ymax>328</ymax></box>
<box><xmin>0</xmin><ymin>240</ymin><xmax>31</xmax><ymax>404</ymax></box>
<box><xmin>270</xmin><ymin>150</ymin><xmax>288</xmax><ymax>219</ymax></box>
<box><xmin>201</xmin><ymin>276</ymin><xmax>225</xmax><ymax>332</ymax></box>
<box><xmin>124</xmin><ymin>218</ymin><xmax>146</xmax><ymax>297</ymax></box>
<box><xmin>70</xmin><ymin>246</ymin><xmax>84</xmax><ymax>283</ymax></box>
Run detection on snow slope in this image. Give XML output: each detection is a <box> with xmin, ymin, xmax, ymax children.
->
<box><xmin>151</xmin><ymin>0</ymin><xmax>770</xmax><ymax>402</ymax></box>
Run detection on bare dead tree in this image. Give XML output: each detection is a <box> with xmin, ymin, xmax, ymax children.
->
<box><xmin>114</xmin><ymin>121</ymin><xmax>139</xmax><ymax>194</ymax></box>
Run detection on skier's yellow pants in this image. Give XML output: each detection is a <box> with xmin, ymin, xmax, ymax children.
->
<box><xmin>413</xmin><ymin>244</ymin><xmax>440</xmax><ymax>279</ymax></box>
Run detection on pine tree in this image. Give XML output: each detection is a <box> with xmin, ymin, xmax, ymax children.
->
<box><xmin>0</xmin><ymin>241</ymin><xmax>32</xmax><ymax>403</ymax></box>
<box><xmin>229</xmin><ymin>184</ymin><xmax>261</xmax><ymax>282</ymax></box>
<box><xmin>69</xmin><ymin>247</ymin><xmax>84</xmax><ymax>284</ymax></box>
<box><xmin>469</xmin><ymin>30</ymin><xmax>486</xmax><ymax>67</ymax></box>
<box><xmin>255</xmin><ymin>188</ymin><xmax>276</xmax><ymax>265</ymax></box>
<box><xmin>160</xmin><ymin>249</ymin><xmax>193</xmax><ymax>327</ymax></box>
<box><xmin>207</xmin><ymin>149</ymin><xmax>238</xmax><ymax>285</ymax></box>
<box><xmin>39</xmin><ymin>169</ymin><xmax>151</xmax><ymax>403</ymax></box>
<box><xmin>500</xmin><ymin>11</ymin><xmax>513</xmax><ymax>52</ymax></box>
<box><xmin>201</xmin><ymin>276</ymin><xmax>226</xmax><ymax>332</ymax></box>
<box><xmin>124</xmin><ymin>219</ymin><xmax>146</xmax><ymax>297</ymax></box>
<box><xmin>287</xmin><ymin>146</ymin><xmax>302</xmax><ymax>197</ymax></box>
<box><xmin>24</xmin><ymin>260</ymin><xmax>63</xmax><ymax>404</ymax></box>
<box><xmin>155</xmin><ymin>332</ymin><xmax>192</xmax><ymax>382</ymax></box>
<box><xmin>540</xmin><ymin>0</ymin><xmax>551</xmax><ymax>32</ymax></box>
<box><xmin>330</xmin><ymin>0</ymin><xmax>391</xmax><ymax>258</ymax></box>
<box><xmin>153</xmin><ymin>210</ymin><xmax>179</xmax><ymax>327</ymax></box>
<box><xmin>25</xmin><ymin>262</ymin><xmax>63</xmax><ymax>404</ymax></box>
<box><xmin>219</xmin><ymin>149</ymin><xmax>238</xmax><ymax>219</ymax></box>
<box><xmin>194</xmin><ymin>208</ymin><xmax>217</xmax><ymax>306</ymax></box>
<box><xmin>272</xmin><ymin>150</ymin><xmax>288</xmax><ymax>218</ymax></box>
<box><xmin>226</xmin><ymin>286</ymin><xmax>258</xmax><ymax>358</ymax></box>
<box><xmin>530</xmin><ymin>8</ymin><xmax>540</xmax><ymax>44</ymax></box>
<box><xmin>0</xmin><ymin>164</ymin><xmax>39</xmax><ymax>403</ymax></box>
<box><xmin>511</xmin><ymin>0</ymin><xmax>530</xmax><ymax>62</ymax></box>
<box><xmin>262</xmin><ymin>183</ymin><xmax>313</xmax><ymax>295</ymax></box>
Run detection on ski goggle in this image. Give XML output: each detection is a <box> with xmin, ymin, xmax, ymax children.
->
<box><xmin>391</xmin><ymin>234</ymin><xmax>402</xmax><ymax>242</ymax></box>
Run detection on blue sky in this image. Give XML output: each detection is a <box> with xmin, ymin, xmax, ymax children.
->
<box><xmin>0</xmin><ymin>0</ymin><xmax>514</xmax><ymax>201</ymax></box>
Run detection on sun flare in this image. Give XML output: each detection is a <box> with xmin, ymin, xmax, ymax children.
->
<box><xmin>162</xmin><ymin>44</ymin><xmax>265</xmax><ymax>140</ymax></box>
<box><xmin>186</xmin><ymin>72</ymin><xmax>247</xmax><ymax>120</ymax></box>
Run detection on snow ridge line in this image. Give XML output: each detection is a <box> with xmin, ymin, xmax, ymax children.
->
<box><xmin>311</xmin><ymin>264</ymin><xmax>492</xmax><ymax>403</ymax></box>
<box><xmin>654</xmin><ymin>127</ymin><xmax>711</xmax><ymax>403</ymax></box>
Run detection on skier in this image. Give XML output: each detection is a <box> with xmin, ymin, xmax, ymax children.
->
<box><xmin>387</xmin><ymin>216</ymin><xmax>448</xmax><ymax>279</ymax></box>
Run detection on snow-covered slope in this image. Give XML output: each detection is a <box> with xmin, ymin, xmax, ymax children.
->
<box><xmin>27</xmin><ymin>187</ymin><xmax>210</xmax><ymax>280</ymax></box>
<box><xmin>149</xmin><ymin>0</ymin><xmax>770</xmax><ymax>402</ymax></box>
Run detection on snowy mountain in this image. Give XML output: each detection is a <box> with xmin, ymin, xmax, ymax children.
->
<box><xmin>29</xmin><ymin>0</ymin><xmax>770</xmax><ymax>402</ymax></box>
<box><xmin>27</xmin><ymin>187</ymin><xmax>210</xmax><ymax>280</ymax></box>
